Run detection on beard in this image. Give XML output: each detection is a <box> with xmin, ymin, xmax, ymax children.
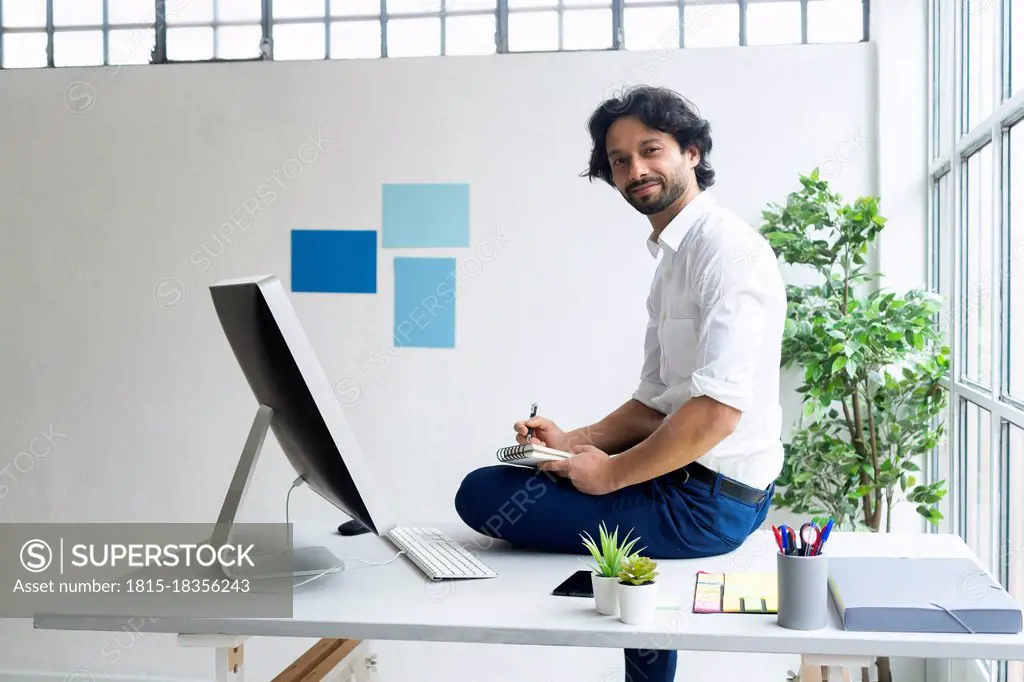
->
<box><xmin>623</xmin><ymin>173</ymin><xmax>688</xmax><ymax>215</ymax></box>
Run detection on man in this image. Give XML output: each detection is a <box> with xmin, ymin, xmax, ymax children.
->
<box><xmin>454</xmin><ymin>85</ymin><xmax>787</xmax><ymax>682</ymax></box>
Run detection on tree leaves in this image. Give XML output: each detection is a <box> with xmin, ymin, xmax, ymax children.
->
<box><xmin>760</xmin><ymin>170</ymin><xmax>951</xmax><ymax>532</ymax></box>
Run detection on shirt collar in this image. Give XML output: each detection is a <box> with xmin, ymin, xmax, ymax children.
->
<box><xmin>646</xmin><ymin>190</ymin><xmax>716</xmax><ymax>257</ymax></box>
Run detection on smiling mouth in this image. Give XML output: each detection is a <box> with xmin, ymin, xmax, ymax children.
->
<box><xmin>631</xmin><ymin>181</ymin><xmax>660</xmax><ymax>196</ymax></box>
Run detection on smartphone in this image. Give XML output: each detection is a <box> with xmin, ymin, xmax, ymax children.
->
<box><xmin>552</xmin><ymin>569</ymin><xmax>594</xmax><ymax>597</ymax></box>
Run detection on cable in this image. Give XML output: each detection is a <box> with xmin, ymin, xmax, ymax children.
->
<box><xmin>280</xmin><ymin>477</ymin><xmax>406</xmax><ymax>590</ymax></box>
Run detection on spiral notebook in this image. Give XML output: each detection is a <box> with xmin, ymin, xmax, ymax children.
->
<box><xmin>495</xmin><ymin>443</ymin><xmax>572</xmax><ymax>467</ymax></box>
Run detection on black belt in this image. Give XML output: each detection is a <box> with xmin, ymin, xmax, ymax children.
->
<box><xmin>667</xmin><ymin>461</ymin><xmax>769</xmax><ymax>505</ymax></box>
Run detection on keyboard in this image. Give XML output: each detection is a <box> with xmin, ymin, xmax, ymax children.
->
<box><xmin>385</xmin><ymin>526</ymin><xmax>498</xmax><ymax>580</ymax></box>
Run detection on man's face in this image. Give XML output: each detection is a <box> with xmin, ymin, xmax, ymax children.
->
<box><xmin>605</xmin><ymin>116</ymin><xmax>696</xmax><ymax>215</ymax></box>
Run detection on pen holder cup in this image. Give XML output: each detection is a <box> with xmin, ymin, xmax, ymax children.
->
<box><xmin>776</xmin><ymin>552</ymin><xmax>828</xmax><ymax>631</ymax></box>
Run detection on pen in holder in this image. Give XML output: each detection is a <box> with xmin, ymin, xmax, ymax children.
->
<box><xmin>776</xmin><ymin>551</ymin><xmax>828</xmax><ymax>630</ymax></box>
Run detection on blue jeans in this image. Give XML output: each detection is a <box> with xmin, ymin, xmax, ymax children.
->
<box><xmin>454</xmin><ymin>463</ymin><xmax>774</xmax><ymax>682</ymax></box>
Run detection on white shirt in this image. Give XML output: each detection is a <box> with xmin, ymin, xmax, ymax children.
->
<box><xmin>632</xmin><ymin>190</ymin><xmax>786</xmax><ymax>490</ymax></box>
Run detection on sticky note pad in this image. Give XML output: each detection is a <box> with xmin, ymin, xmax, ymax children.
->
<box><xmin>393</xmin><ymin>257</ymin><xmax>456</xmax><ymax>348</ymax></box>
<box><xmin>382</xmin><ymin>183</ymin><xmax>470</xmax><ymax>248</ymax></box>
<box><xmin>291</xmin><ymin>230</ymin><xmax>377</xmax><ymax>293</ymax></box>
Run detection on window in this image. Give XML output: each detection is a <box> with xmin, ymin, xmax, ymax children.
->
<box><xmin>508</xmin><ymin>1</ymin><xmax>613</xmax><ymax>53</ymax></box>
<box><xmin>1009</xmin><ymin>121</ymin><xmax>1024</xmax><ymax>403</ymax></box>
<box><xmin>746</xmin><ymin>0</ymin><xmax>801</xmax><ymax>46</ymax></box>
<box><xmin>929</xmin><ymin>8</ymin><xmax>1024</xmax><ymax>682</ymax></box>
<box><xmin>1011</xmin><ymin>0</ymin><xmax>1023</xmax><ymax>97</ymax></box>
<box><xmin>932</xmin><ymin>170</ymin><xmax>952</xmax><ymax>346</ymax></box>
<box><xmin>1008</xmin><ymin>424</ymin><xmax>1024</xmax><ymax>682</ymax></box>
<box><xmin>963</xmin><ymin>0</ymin><xmax>996</xmax><ymax>132</ymax></box>
<box><xmin>624</xmin><ymin>4</ymin><xmax>679</xmax><ymax>51</ymax></box>
<box><xmin>807</xmin><ymin>0</ymin><xmax>862</xmax><ymax>44</ymax></box>
<box><xmin>931</xmin><ymin>0</ymin><xmax>951</xmax><ymax>158</ymax></box>
<box><xmin>963</xmin><ymin>400</ymin><xmax>995</xmax><ymax>572</ymax></box>
<box><xmin>0</xmin><ymin>0</ymin><xmax>868</xmax><ymax>68</ymax></box>
<box><xmin>2</xmin><ymin>0</ymin><xmax>47</xmax><ymax>68</ymax></box>
<box><xmin>683</xmin><ymin>1</ymin><xmax>739</xmax><ymax>48</ymax></box>
<box><xmin>961</xmin><ymin>143</ymin><xmax>994</xmax><ymax>388</ymax></box>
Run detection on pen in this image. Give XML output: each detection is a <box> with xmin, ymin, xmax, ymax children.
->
<box><xmin>525</xmin><ymin>403</ymin><xmax>538</xmax><ymax>443</ymax></box>
<box><xmin>812</xmin><ymin>518</ymin><xmax>834</xmax><ymax>556</ymax></box>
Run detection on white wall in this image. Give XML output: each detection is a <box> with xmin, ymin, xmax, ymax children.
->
<box><xmin>0</xmin><ymin>42</ymin><xmax>876</xmax><ymax>681</ymax></box>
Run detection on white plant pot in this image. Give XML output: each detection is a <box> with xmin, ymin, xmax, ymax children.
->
<box><xmin>592</xmin><ymin>574</ymin><xmax>619</xmax><ymax>615</ymax></box>
<box><xmin>617</xmin><ymin>581</ymin><xmax>659</xmax><ymax>625</ymax></box>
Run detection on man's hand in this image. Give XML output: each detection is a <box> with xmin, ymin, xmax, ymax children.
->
<box><xmin>538</xmin><ymin>445</ymin><xmax>620</xmax><ymax>495</ymax></box>
<box><xmin>513</xmin><ymin>415</ymin><xmax>570</xmax><ymax>452</ymax></box>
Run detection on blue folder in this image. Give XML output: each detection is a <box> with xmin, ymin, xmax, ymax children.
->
<box><xmin>828</xmin><ymin>557</ymin><xmax>1023</xmax><ymax>634</ymax></box>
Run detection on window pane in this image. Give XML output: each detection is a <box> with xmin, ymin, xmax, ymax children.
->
<box><xmin>508</xmin><ymin>10</ymin><xmax>557</xmax><ymax>51</ymax></box>
<box><xmin>963</xmin><ymin>401</ymin><xmax>994</xmax><ymax>573</ymax></box>
<box><xmin>451</xmin><ymin>0</ymin><xmax>497</xmax><ymax>8</ymax></box>
<box><xmin>109</xmin><ymin>0</ymin><xmax>156</xmax><ymax>24</ymax></box>
<box><xmin>332</xmin><ymin>0</ymin><xmax>381</xmax><ymax>16</ymax></box>
<box><xmin>934</xmin><ymin>172</ymin><xmax>953</xmax><ymax>348</ymax></box>
<box><xmin>109</xmin><ymin>28</ymin><xmax>155</xmax><ymax>64</ymax></box>
<box><xmin>217</xmin><ymin>24</ymin><xmax>262</xmax><ymax>58</ymax></box>
<box><xmin>563</xmin><ymin>0</ymin><xmax>610</xmax><ymax>6</ymax></box>
<box><xmin>563</xmin><ymin>8</ymin><xmax>612</xmax><ymax>50</ymax></box>
<box><xmin>217</xmin><ymin>0</ymin><xmax>263</xmax><ymax>22</ymax></box>
<box><xmin>2</xmin><ymin>0</ymin><xmax>46</xmax><ymax>27</ymax></box>
<box><xmin>624</xmin><ymin>6</ymin><xmax>677</xmax><ymax>51</ymax></box>
<box><xmin>933</xmin><ymin>0</ymin><xmax>951</xmax><ymax>158</ymax></box>
<box><xmin>167</xmin><ymin>0</ymin><xmax>214</xmax><ymax>24</ymax></box>
<box><xmin>445</xmin><ymin>14</ymin><xmax>495</xmax><ymax>55</ymax></box>
<box><xmin>932</xmin><ymin>389</ymin><xmax>953</xmax><ymax>532</ymax></box>
<box><xmin>54</xmin><ymin>30</ymin><xmax>104</xmax><ymax>66</ymax></box>
<box><xmin>807</xmin><ymin>0</ymin><xmax>862</xmax><ymax>44</ymax></box>
<box><xmin>330</xmin><ymin>20</ymin><xmax>381</xmax><ymax>58</ymax></box>
<box><xmin>1012</xmin><ymin>0</ymin><xmax>1024</xmax><ymax>97</ymax></box>
<box><xmin>168</xmin><ymin>26</ymin><xmax>214</xmax><ymax>59</ymax></box>
<box><xmin>683</xmin><ymin>2</ymin><xmax>738</xmax><ymax>47</ymax></box>
<box><xmin>1009</xmin><ymin>424</ymin><xmax>1024</xmax><ymax>682</ymax></box>
<box><xmin>54</xmin><ymin>0</ymin><xmax>103</xmax><ymax>26</ymax></box>
<box><xmin>509</xmin><ymin>0</ymin><xmax>557</xmax><ymax>8</ymax></box>
<box><xmin>273</xmin><ymin>0</ymin><xmax>326</xmax><ymax>19</ymax></box>
<box><xmin>388</xmin><ymin>0</ymin><xmax>442</xmax><ymax>14</ymax></box>
<box><xmin>387</xmin><ymin>16</ymin><xmax>440</xmax><ymax>57</ymax></box>
<box><xmin>273</xmin><ymin>22</ymin><xmax>326</xmax><ymax>59</ymax></box>
<box><xmin>2</xmin><ymin>31</ymin><xmax>47</xmax><ymax>66</ymax></box>
<box><xmin>963</xmin><ymin>144</ymin><xmax>994</xmax><ymax>387</ymax></box>
<box><xmin>746</xmin><ymin>0</ymin><xmax>801</xmax><ymax>46</ymax></box>
<box><xmin>965</xmin><ymin>0</ymin><xmax>996</xmax><ymax>131</ymax></box>
<box><xmin>1010</xmin><ymin>123</ymin><xmax>1024</xmax><ymax>400</ymax></box>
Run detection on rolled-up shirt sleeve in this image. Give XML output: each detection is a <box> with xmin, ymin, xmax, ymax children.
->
<box><xmin>688</xmin><ymin>232</ymin><xmax>774</xmax><ymax>414</ymax></box>
<box><xmin>632</xmin><ymin>292</ymin><xmax>667</xmax><ymax>412</ymax></box>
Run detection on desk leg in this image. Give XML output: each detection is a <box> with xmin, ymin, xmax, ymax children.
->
<box><xmin>177</xmin><ymin>635</ymin><xmax>248</xmax><ymax>682</ymax></box>
<box><xmin>800</xmin><ymin>654</ymin><xmax>875</xmax><ymax>682</ymax></box>
<box><xmin>270</xmin><ymin>638</ymin><xmax>363</xmax><ymax>682</ymax></box>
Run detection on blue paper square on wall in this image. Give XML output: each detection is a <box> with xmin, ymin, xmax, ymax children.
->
<box><xmin>393</xmin><ymin>257</ymin><xmax>456</xmax><ymax>349</ymax></box>
<box><xmin>291</xmin><ymin>229</ymin><xmax>377</xmax><ymax>293</ymax></box>
<box><xmin>383</xmin><ymin>183</ymin><xmax>470</xmax><ymax>248</ymax></box>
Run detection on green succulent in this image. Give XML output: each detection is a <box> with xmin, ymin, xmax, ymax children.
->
<box><xmin>579</xmin><ymin>522</ymin><xmax>642</xmax><ymax>578</ymax></box>
<box><xmin>617</xmin><ymin>554</ymin><xmax>658</xmax><ymax>586</ymax></box>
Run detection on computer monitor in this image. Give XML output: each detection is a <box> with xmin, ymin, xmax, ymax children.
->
<box><xmin>207</xmin><ymin>274</ymin><xmax>396</xmax><ymax>553</ymax></box>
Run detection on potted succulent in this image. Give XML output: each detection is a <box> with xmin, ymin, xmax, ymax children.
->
<box><xmin>580</xmin><ymin>522</ymin><xmax>641</xmax><ymax>616</ymax></box>
<box><xmin>616</xmin><ymin>554</ymin><xmax>659</xmax><ymax>625</ymax></box>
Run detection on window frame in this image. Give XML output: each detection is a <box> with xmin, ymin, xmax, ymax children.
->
<box><xmin>0</xmin><ymin>0</ymin><xmax>871</xmax><ymax>67</ymax></box>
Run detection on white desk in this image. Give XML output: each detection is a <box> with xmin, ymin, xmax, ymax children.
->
<box><xmin>33</xmin><ymin>526</ymin><xmax>1024</xmax><ymax>681</ymax></box>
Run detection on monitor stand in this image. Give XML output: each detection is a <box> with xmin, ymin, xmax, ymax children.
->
<box><xmin>212</xmin><ymin>404</ymin><xmax>344</xmax><ymax>581</ymax></box>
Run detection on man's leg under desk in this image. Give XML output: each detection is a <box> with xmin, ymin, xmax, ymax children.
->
<box><xmin>454</xmin><ymin>464</ymin><xmax>772</xmax><ymax>682</ymax></box>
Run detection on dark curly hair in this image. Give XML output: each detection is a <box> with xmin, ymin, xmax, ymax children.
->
<box><xmin>582</xmin><ymin>85</ymin><xmax>715</xmax><ymax>190</ymax></box>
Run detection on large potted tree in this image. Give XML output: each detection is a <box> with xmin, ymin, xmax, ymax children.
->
<box><xmin>760</xmin><ymin>170</ymin><xmax>950</xmax><ymax>682</ymax></box>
